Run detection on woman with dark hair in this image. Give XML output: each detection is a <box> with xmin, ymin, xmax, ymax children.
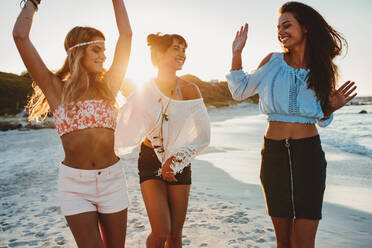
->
<box><xmin>226</xmin><ymin>1</ymin><xmax>356</xmax><ymax>247</ymax></box>
<box><xmin>13</xmin><ymin>0</ymin><xmax>132</xmax><ymax>247</ymax></box>
<box><xmin>115</xmin><ymin>33</ymin><xmax>210</xmax><ymax>247</ymax></box>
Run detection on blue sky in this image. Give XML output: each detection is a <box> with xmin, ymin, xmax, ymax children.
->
<box><xmin>1</xmin><ymin>0</ymin><xmax>371</xmax><ymax>96</ymax></box>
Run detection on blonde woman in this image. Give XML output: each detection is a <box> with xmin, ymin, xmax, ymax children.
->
<box><xmin>13</xmin><ymin>0</ymin><xmax>132</xmax><ymax>247</ymax></box>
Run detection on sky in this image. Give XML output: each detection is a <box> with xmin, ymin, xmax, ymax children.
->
<box><xmin>1</xmin><ymin>0</ymin><xmax>372</xmax><ymax>96</ymax></box>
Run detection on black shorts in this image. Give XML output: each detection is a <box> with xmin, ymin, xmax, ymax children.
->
<box><xmin>138</xmin><ymin>143</ymin><xmax>191</xmax><ymax>185</ymax></box>
<box><xmin>260</xmin><ymin>135</ymin><xmax>327</xmax><ymax>220</ymax></box>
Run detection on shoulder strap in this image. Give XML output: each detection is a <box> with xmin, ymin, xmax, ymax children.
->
<box><xmin>177</xmin><ymin>81</ymin><xmax>183</xmax><ymax>100</ymax></box>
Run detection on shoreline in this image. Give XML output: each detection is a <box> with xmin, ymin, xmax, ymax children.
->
<box><xmin>1</xmin><ymin>97</ymin><xmax>371</xmax><ymax>132</ymax></box>
<box><xmin>0</xmin><ymin>102</ymin><xmax>247</xmax><ymax>132</ymax></box>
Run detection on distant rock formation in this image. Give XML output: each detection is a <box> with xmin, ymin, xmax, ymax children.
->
<box><xmin>0</xmin><ymin>71</ymin><xmax>33</xmax><ymax>116</ymax></box>
<box><xmin>180</xmin><ymin>74</ymin><xmax>258</xmax><ymax>107</ymax></box>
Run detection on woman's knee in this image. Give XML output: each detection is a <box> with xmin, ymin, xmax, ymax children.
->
<box><xmin>150</xmin><ymin>227</ymin><xmax>171</xmax><ymax>243</ymax></box>
<box><xmin>293</xmin><ymin>219</ymin><xmax>318</xmax><ymax>248</ymax></box>
<box><xmin>293</xmin><ymin>234</ymin><xmax>315</xmax><ymax>248</ymax></box>
<box><xmin>169</xmin><ymin>231</ymin><xmax>182</xmax><ymax>241</ymax></box>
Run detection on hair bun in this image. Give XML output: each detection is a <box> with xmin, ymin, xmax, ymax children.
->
<box><xmin>147</xmin><ymin>33</ymin><xmax>162</xmax><ymax>47</ymax></box>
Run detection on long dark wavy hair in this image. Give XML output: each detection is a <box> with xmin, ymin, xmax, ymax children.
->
<box><xmin>279</xmin><ymin>1</ymin><xmax>347</xmax><ymax>109</ymax></box>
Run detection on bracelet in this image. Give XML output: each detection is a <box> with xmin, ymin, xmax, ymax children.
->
<box><xmin>20</xmin><ymin>0</ymin><xmax>27</xmax><ymax>9</ymax></box>
<box><xmin>20</xmin><ymin>0</ymin><xmax>39</xmax><ymax>11</ymax></box>
<box><xmin>28</xmin><ymin>0</ymin><xmax>38</xmax><ymax>11</ymax></box>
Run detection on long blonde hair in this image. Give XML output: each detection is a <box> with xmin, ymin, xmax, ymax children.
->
<box><xmin>26</xmin><ymin>26</ymin><xmax>116</xmax><ymax>121</ymax></box>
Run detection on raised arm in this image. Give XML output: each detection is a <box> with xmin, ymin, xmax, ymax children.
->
<box><xmin>231</xmin><ymin>23</ymin><xmax>248</xmax><ymax>71</ymax></box>
<box><xmin>13</xmin><ymin>1</ymin><xmax>62</xmax><ymax>110</ymax></box>
<box><xmin>106</xmin><ymin>0</ymin><xmax>133</xmax><ymax>96</ymax></box>
<box><xmin>226</xmin><ymin>23</ymin><xmax>275</xmax><ymax>101</ymax></box>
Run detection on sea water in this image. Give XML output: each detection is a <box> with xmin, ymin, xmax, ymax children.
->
<box><xmin>203</xmin><ymin>101</ymin><xmax>372</xmax><ymax>214</ymax></box>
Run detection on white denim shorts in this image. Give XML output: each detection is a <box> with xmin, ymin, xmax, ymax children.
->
<box><xmin>58</xmin><ymin>160</ymin><xmax>129</xmax><ymax>216</ymax></box>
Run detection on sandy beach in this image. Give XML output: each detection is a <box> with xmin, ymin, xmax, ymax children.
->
<box><xmin>1</xmin><ymin>103</ymin><xmax>372</xmax><ymax>247</ymax></box>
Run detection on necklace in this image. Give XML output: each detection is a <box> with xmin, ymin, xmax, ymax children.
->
<box><xmin>156</xmin><ymin>78</ymin><xmax>180</xmax><ymax>99</ymax></box>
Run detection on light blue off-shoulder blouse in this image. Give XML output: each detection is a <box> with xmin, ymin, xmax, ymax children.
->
<box><xmin>225</xmin><ymin>52</ymin><xmax>333</xmax><ymax>127</ymax></box>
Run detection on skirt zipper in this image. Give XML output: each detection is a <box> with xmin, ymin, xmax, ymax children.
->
<box><xmin>285</xmin><ymin>138</ymin><xmax>296</xmax><ymax>218</ymax></box>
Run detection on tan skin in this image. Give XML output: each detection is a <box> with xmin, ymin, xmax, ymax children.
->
<box><xmin>141</xmin><ymin>39</ymin><xmax>201</xmax><ymax>248</ymax></box>
<box><xmin>232</xmin><ymin>13</ymin><xmax>357</xmax><ymax>248</ymax></box>
<box><xmin>13</xmin><ymin>1</ymin><xmax>132</xmax><ymax>247</ymax></box>
<box><xmin>60</xmin><ymin>39</ymin><xmax>121</xmax><ymax>170</ymax></box>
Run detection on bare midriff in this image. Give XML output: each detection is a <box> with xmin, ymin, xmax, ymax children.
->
<box><xmin>265</xmin><ymin>121</ymin><xmax>318</xmax><ymax>140</ymax></box>
<box><xmin>60</xmin><ymin>128</ymin><xmax>119</xmax><ymax>170</ymax></box>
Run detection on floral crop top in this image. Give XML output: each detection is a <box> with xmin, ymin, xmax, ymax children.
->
<box><xmin>53</xmin><ymin>99</ymin><xmax>116</xmax><ymax>136</ymax></box>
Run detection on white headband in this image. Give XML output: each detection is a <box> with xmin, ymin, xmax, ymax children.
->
<box><xmin>68</xmin><ymin>40</ymin><xmax>105</xmax><ymax>52</ymax></box>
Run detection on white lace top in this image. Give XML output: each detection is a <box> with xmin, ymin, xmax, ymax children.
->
<box><xmin>114</xmin><ymin>79</ymin><xmax>211</xmax><ymax>175</ymax></box>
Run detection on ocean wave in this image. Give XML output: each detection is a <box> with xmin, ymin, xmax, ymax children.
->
<box><xmin>320</xmin><ymin>131</ymin><xmax>372</xmax><ymax>159</ymax></box>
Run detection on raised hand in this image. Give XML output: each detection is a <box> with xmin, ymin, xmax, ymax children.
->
<box><xmin>232</xmin><ymin>23</ymin><xmax>248</xmax><ymax>55</ymax></box>
<box><xmin>107</xmin><ymin>0</ymin><xmax>132</xmax><ymax>96</ymax></box>
<box><xmin>328</xmin><ymin>81</ymin><xmax>357</xmax><ymax>113</ymax></box>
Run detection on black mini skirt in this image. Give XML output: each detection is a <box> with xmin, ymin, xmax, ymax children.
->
<box><xmin>138</xmin><ymin>143</ymin><xmax>191</xmax><ymax>185</ymax></box>
<box><xmin>260</xmin><ymin>135</ymin><xmax>327</xmax><ymax>220</ymax></box>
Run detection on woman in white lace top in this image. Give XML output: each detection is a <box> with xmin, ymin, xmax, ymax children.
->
<box><xmin>115</xmin><ymin>33</ymin><xmax>210</xmax><ymax>247</ymax></box>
